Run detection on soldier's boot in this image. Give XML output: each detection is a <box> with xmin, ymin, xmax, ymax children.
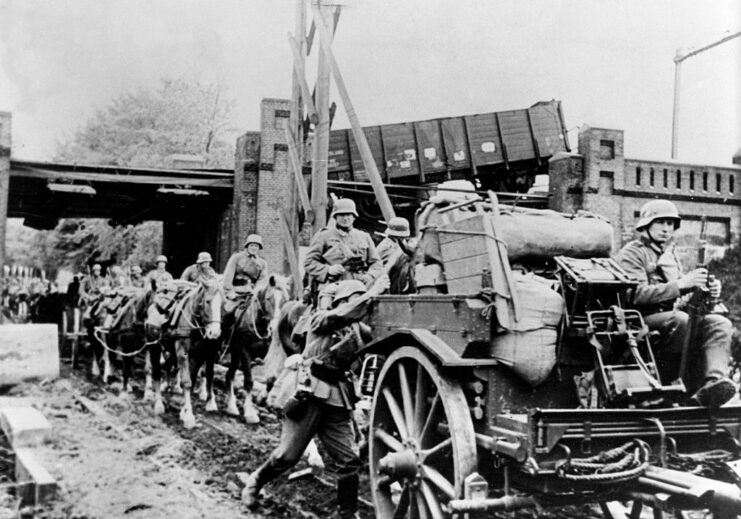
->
<box><xmin>336</xmin><ymin>473</ymin><xmax>359</xmax><ymax>519</ymax></box>
<box><xmin>241</xmin><ymin>465</ymin><xmax>267</xmax><ymax>510</ymax></box>
<box><xmin>688</xmin><ymin>377</ymin><xmax>736</xmax><ymax>408</ymax></box>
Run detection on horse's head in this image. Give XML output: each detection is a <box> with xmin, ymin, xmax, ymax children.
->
<box><xmin>255</xmin><ymin>274</ymin><xmax>291</xmax><ymax>336</ymax></box>
<box><xmin>197</xmin><ymin>278</ymin><xmax>224</xmax><ymax>340</ymax></box>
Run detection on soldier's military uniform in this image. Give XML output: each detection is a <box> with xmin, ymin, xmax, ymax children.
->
<box><xmin>129</xmin><ymin>266</ymin><xmax>146</xmax><ymax>289</ymax></box>
<box><xmin>145</xmin><ymin>255</ymin><xmax>173</xmax><ymax>291</ymax></box>
<box><xmin>243</xmin><ymin>277</ymin><xmax>386</xmax><ymax>519</ymax></box>
<box><xmin>304</xmin><ymin>199</ymin><xmax>382</xmax><ymax>301</ymax></box>
<box><xmin>615</xmin><ymin>199</ymin><xmax>734</xmax><ymax>407</ymax></box>
<box><xmin>181</xmin><ymin>252</ymin><xmax>217</xmax><ymax>284</ymax></box>
<box><xmin>222</xmin><ymin>235</ymin><xmax>269</xmax><ymax>340</ymax></box>
<box><xmin>81</xmin><ymin>269</ymin><xmax>110</xmax><ymax>301</ymax></box>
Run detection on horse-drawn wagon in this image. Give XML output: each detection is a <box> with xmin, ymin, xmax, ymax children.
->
<box><xmin>360</xmin><ymin>194</ymin><xmax>741</xmax><ymax>518</ymax></box>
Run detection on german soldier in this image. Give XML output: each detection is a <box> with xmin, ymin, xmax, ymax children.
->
<box><xmin>180</xmin><ymin>252</ymin><xmax>217</xmax><ymax>284</ymax></box>
<box><xmin>81</xmin><ymin>263</ymin><xmax>110</xmax><ymax>303</ymax></box>
<box><xmin>376</xmin><ymin>216</ymin><xmax>416</xmax><ymax>294</ymax></box>
<box><xmin>304</xmin><ymin>198</ymin><xmax>383</xmax><ymax>302</ymax></box>
<box><xmin>243</xmin><ymin>274</ymin><xmax>390</xmax><ymax>518</ymax></box>
<box><xmin>615</xmin><ymin>199</ymin><xmax>735</xmax><ymax>407</ymax></box>
<box><xmin>129</xmin><ymin>266</ymin><xmax>145</xmax><ymax>289</ymax></box>
<box><xmin>145</xmin><ymin>255</ymin><xmax>173</xmax><ymax>291</ymax></box>
<box><xmin>222</xmin><ymin>234</ymin><xmax>269</xmax><ymax>344</ymax></box>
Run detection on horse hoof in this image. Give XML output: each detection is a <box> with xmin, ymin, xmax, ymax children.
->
<box><xmin>154</xmin><ymin>401</ymin><xmax>165</xmax><ymax>415</ymax></box>
<box><xmin>205</xmin><ymin>399</ymin><xmax>218</xmax><ymax>412</ymax></box>
<box><xmin>244</xmin><ymin>408</ymin><xmax>260</xmax><ymax>425</ymax></box>
<box><xmin>173</xmin><ymin>386</ymin><xmax>184</xmax><ymax>396</ymax></box>
<box><xmin>225</xmin><ymin>405</ymin><xmax>240</xmax><ymax>417</ymax></box>
<box><xmin>198</xmin><ymin>390</ymin><xmax>208</xmax><ymax>402</ymax></box>
<box><xmin>182</xmin><ymin>415</ymin><xmax>196</xmax><ymax>429</ymax></box>
<box><xmin>142</xmin><ymin>389</ymin><xmax>154</xmax><ymax>402</ymax></box>
<box><xmin>307</xmin><ymin>454</ymin><xmax>325</xmax><ymax>471</ymax></box>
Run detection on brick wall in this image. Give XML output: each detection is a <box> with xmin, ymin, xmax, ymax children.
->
<box><xmin>549</xmin><ymin>126</ymin><xmax>741</xmax><ymax>265</ymax></box>
<box><xmin>256</xmin><ymin>98</ymin><xmax>292</xmax><ymax>272</ymax></box>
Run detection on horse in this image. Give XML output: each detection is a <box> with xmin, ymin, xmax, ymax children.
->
<box><xmin>224</xmin><ymin>274</ymin><xmax>291</xmax><ymax>424</ymax></box>
<box><xmin>145</xmin><ymin>279</ymin><xmax>224</xmax><ymax>428</ymax></box>
<box><xmin>83</xmin><ymin>289</ymin><xmax>117</xmax><ymax>380</ymax></box>
<box><xmin>94</xmin><ymin>286</ymin><xmax>151</xmax><ymax>395</ymax></box>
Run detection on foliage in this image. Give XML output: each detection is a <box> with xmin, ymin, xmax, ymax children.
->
<box><xmin>55</xmin><ymin>76</ymin><xmax>236</xmax><ymax>168</ymax></box>
<box><xmin>5</xmin><ymin>76</ymin><xmax>237</xmax><ymax>277</ymax></box>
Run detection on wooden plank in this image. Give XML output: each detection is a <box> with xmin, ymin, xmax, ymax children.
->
<box><xmin>312</xmin><ymin>2</ymin><xmax>395</xmax><ymax>223</ymax></box>
<box><xmin>280</xmin><ymin>211</ymin><xmax>303</xmax><ymax>297</ymax></box>
<box><xmin>486</xmin><ymin>191</ymin><xmax>520</xmax><ymax>323</ymax></box>
<box><xmin>287</xmin><ymin>33</ymin><xmax>318</xmax><ymax>125</ymax></box>
<box><xmin>11</xmin><ymin>167</ymin><xmax>232</xmax><ymax>188</ymax></box>
<box><xmin>283</xmin><ymin>124</ymin><xmax>313</xmax><ymax>221</ymax></box>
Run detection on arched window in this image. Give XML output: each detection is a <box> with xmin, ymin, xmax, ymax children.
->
<box><xmin>663</xmin><ymin>169</ymin><xmax>668</xmax><ymax>188</ymax></box>
<box><xmin>689</xmin><ymin>170</ymin><xmax>695</xmax><ymax>190</ymax></box>
<box><xmin>731</xmin><ymin>174</ymin><xmax>736</xmax><ymax>194</ymax></box>
<box><xmin>702</xmin><ymin>172</ymin><xmax>708</xmax><ymax>191</ymax></box>
<box><xmin>649</xmin><ymin>168</ymin><xmax>655</xmax><ymax>187</ymax></box>
<box><xmin>635</xmin><ymin>167</ymin><xmax>642</xmax><ymax>186</ymax></box>
<box><xmin>716</xmin><ymin>173</ymin><xmax>721</xmax><ymax>192</ymax></box>
<box><xmin>676</xmin><ymin>169</ymin><xmax>681</xmax><ymax>189</ymax></box>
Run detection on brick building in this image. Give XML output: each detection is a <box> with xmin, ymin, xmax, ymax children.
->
<box><xmin>550</xmin><ymin>126</ymin><xmax>741</xmax><ymax>265</ymax></box>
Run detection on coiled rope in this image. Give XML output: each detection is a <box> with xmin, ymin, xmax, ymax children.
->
<box><xmin>557</xmin><ymin>440</ymin><xmax>650</xmax><ymax>484</ymax></box>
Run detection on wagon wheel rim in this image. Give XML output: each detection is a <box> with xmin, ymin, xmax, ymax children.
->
<box><xmin>369</xmin><ymin>346</ymin><xmax>477</xmax><ymax>518</ymax></box>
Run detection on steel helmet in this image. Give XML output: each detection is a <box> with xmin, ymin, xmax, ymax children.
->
<box><xmin>196</xmin><ymin>252</ymin><xmax>212</xmax><ymax>264</ymax></box>
<box><xmin>385</xmin><ymin>217</ymin><xmax>410</xmax><ymax>238</ymax></box>
<box><xmin>331</xmin><ymin>198</ymin><xmax>359</xmax><ymax>218</ymax></box>
<box><xmin>131</xmin><ymin>265</ymin><xmax>143</xmax><ymax>274</ymax></box>
<box><xmin>332</xmin><ymin>279</ymin><xmax>366</xmax><ymax>306</ymax></box>
<box><xmin>244</xmin><ymin>234</ymin><xmax>264</xmax><ymax>249</ymax></box>
<box><xmin>92</xmin><ymin>264</ymin><xmax>102</xmax><ymax>272</ymax></box>
<box><xmin>636</xmin><ymin>200</ymin><xmax>680</xmax><ymax>231</ymax></box>
<box><xmin>156</xmin><ymin>255</ymin><xmax>168</xmax><ymax>264</ymax></box>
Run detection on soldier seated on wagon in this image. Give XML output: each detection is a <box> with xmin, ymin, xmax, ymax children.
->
<box><xmin>376</xmin><ymin>216</ymin><xmax>416</xmax><ymax>294</ymax></box>
<box><xmin>304</xmin><ymin>198</ymin><xmax>383</xmax><ymax>304</ymax></box>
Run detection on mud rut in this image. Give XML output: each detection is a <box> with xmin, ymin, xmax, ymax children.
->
<box><xmin>15</xmin><ymin>352</ymin><xmax>603</xmax><ymax>519</ymax></box>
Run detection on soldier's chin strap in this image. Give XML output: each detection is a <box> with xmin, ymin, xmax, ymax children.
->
<box><xmin>336</xmin><ymin>223</ymin><xmax>352</xmax><ymax>232</ymax></box>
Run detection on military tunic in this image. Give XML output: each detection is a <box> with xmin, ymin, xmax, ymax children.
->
<box><xmin>304</xmin><ymin>226</ymin><xmax>382</xmax><ymax>289</ymax></box>
<box><xmin>223</xmin><ymin>251</ymin><xmax>268</xmax><ymax>292</ymax></box>
<box><xmin>180</xmin><ymin>264</ymin><xmax>217</xmax><ymax>284</ymax></box>
<box><xmin>145</xmin><ymin>268</ymin><xmax>174</xmax><ymax>291</ymax></box>
<box><xmin>615</xmin><ymin>235</ymin><xmax>732</xmax><ymax>386</ymax></box>
<box><xmin>81</xmin><ymin>275</ymin><xmax>110</xmax><ymax>300</ymax></box>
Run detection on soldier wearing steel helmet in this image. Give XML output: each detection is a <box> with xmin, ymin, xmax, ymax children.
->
<box><xmin>145</xmin><ymin>255</ymin><xmax>173</xmax><ymax>291</ymax></box>
<box><xmin>81</xmin><ymin>263</ymin><xmax>110</xmax><ymax>303</ymax></box>
<box><xmin>243</xmin><ymin>274</ymin><xmax>390</xmax><ymax>518</ymax></box>
<box><xmin>304</xmin><ymin>198</ymin><xmax>383</xmax><ymax>303</ymax></box>
<box><xmin>615</xmin><ymin>199</ymin><xmax>734</xmax><ymax>407</ymax></box>
<box><xmin>180</xmin><ymin>252</ymin><xmax>217</xmax><ymax>284</ymax></box>
<box><xmin>129</xmin><ymin>265</ymin><xmax>145</xmax><ymax>289</ymax></box>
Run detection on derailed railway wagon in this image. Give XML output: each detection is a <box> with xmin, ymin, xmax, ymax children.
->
<box><xmin>360</xmin><ymin>195</ymin><xmax>741</xmax><ymax>518</ymax></box>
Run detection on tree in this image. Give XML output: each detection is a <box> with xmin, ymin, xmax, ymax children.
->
<box><xmin>7</xmin><ymin>76</ymin><xmax>237</xmax><ymax>278</ymax></box>
<box><xmin>55</xmin><ymin>76</ymin><xmax>236</xmax><ymax>168</ymax></box>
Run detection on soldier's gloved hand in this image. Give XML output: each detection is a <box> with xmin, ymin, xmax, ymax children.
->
<box><xmin>327</xmin><ymin>264</ymin><xmax>345</xmax><ymax>277</ymax></box>
<box><xmin>678</xmin><ymin>268</ymin><xmax>708</xmax><ymax>291</ymax></box>
<box><xmin>708</xmin><ymin>276</ymin><xmax>722</xmax><ymax>298</ymax></box>
<box><xmin>369</xmin><ymin>274</ymin><xmax>390</xmax><ymax>296</ymax></box>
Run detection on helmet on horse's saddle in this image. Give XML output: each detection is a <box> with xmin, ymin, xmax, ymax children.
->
<box><xmin>385</xmin><ymin>217</ymin><xmax>411</xmax><ymax>238</ymax></box>
<box><xmin>331</xmin><ymin>198</ymin><xmax>359</xmax><ymax>218</ymax></box>
<box><xmin>332</xmin><ymin>279</ymin><xmax>366</xmax><ymax>307</ymax></box>
<box><xmin>244</xmin><ymin>234</ymin><xmax>263</xmax><ymax>249</ymax></box>
<box><xmin>636</xmin><ymin>200</ymin><xmax>680</xmax><ymax>231</ymax></box>
<box><xmin>196</xmin><ymin>252</ymin><xmax>212</xmax><ymax>264</ymax></box>
<box><xmin>156</xmin><ymin>255</ymin><xmax>168</xmax><ymax>264</ymax></box>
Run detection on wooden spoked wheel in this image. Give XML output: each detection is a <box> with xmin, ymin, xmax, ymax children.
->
<box><xmin>369</xmin><ymin>347</ymin><xmax>478</xmax><ymax>518</ymax></box>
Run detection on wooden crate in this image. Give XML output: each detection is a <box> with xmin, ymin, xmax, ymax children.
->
<box><xmin>437</xmin><ymin>214</ymin><xmax>490</xmax><ymax>294</ymax></box>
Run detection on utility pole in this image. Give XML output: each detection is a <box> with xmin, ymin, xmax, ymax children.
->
<box><xmin>671</xmin><ymin>29</ymin><xmax>741</xmax><ymax>159</ymax></box>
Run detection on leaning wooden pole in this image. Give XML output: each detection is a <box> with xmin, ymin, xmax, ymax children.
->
<box><xmin>311</xmin><ymin>3</ymin><xmax>395</xmax><ymax>222</ymax></box>
<box><xmin>310</xmin><ymin>3</ymin><xmax>334</xmax><ymax>232</ymax></box>
<box><xmin>0</xmin><ymin>112</ymin><xmax>11</xmax><ymax>281</ymax></box>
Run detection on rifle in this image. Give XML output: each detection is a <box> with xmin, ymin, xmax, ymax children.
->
<box><xmin>677</xmin><ymin>216</ymin><xmax>728</xmax><ymax>383</ymax></box>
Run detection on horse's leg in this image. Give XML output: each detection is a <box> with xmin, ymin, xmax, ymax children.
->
<box><xmin>150</xmin><ymin>341</ymin><xmax>165</xmax><ymax>415</ymax></box>
<box><xmin>176</xmin><ymin>338</ymin><xmax>196</xmax><ymax>429</ymax></box>
<box><xmin>102</xmin><ymin>334</ymin><xmax>113</xmax><ymax>384</ymax></box>
<box><xmin>204</xmin><ymin>340</ymin><xmax>218</xmax><ymax>412</ymax></box>
<box><xmin>240</xmin><ymin>338</ymin><xmax>260</xmax><ymax>424</ymax></box>
<box><xmin>143</xmin><ymin>345</ymin><xmax>154</xmax><ymax>402</ymax></box>
<box><xmin>191</xmin><ymin>345</ymin><xmax>208</xmax><ymax>402</ymax></box>
<box><xmin>225</xmin><ymin>336</ymin><xmax>240</xmax><ymax>416</ymax></box>
<box><xmin>88</xmin><ymin>326</ymin><xmax>101</xmax><ymax>378</ymax></box>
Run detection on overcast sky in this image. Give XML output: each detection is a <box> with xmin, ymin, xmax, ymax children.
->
<box><xmin>0</xmin><ymin>0</ymin><xmax>739</xmax><ymax>166</ymax></box>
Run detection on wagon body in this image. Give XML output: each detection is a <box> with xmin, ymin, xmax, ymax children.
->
<box><xmin>361</xmin><ymin>195</ymin><xmax>741</xmax><ymax>518</ymax></box>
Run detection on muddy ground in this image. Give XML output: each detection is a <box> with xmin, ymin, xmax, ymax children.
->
<box><xmin>0</xmin><ymin>358</ymin><xmax>613</xmax><ymax>519</ymax></box>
